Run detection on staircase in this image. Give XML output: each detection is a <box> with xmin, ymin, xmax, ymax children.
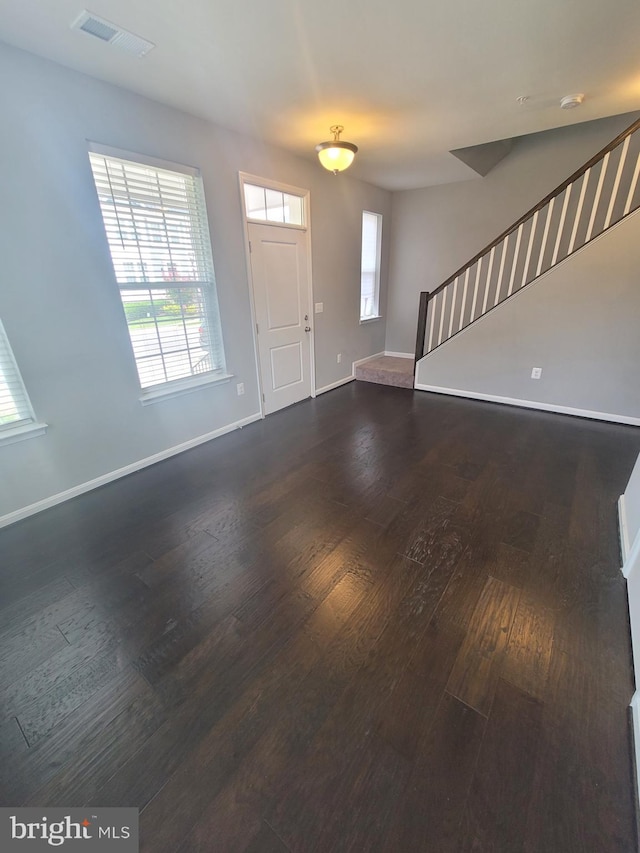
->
<box><xmin>414</xmin><ymin>117</ymin><xmax>640</xmax><ymax>369</ymax></box>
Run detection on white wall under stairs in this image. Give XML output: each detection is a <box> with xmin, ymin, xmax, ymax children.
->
<box><xmin>415</xmin><ymin>208</ymin><xmax>640</xmax><ymax>426</ymax></box>
<box><xmin>621</xmin><ymin>455</ymin><xmax>640</xmax><ymax>806</ymax></box>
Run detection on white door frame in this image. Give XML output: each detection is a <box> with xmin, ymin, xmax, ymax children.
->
<box><xmin>239</xmin><ymin>172</ymin><xmax>315</xmax><ymax>418</ymax></box>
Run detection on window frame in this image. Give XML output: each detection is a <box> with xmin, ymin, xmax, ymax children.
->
<box><xmin>88</xmin><ymin>143</ymin><xmax>230</xmax><ymax>402</ymax></box>
<box><xmin>242</xmin><ymin>181</ymin><xmax>305</xmax><ymax>229</ymax></box>
<box><xmin>239</xmin><ymin>173</ymin><xmax>308</xmax><ymax>232</ymax></box>
<box><xmin>360</xmin><ymin>210</ymin><xmax>383</xmax><ymax>323</ymax></box>
<box><xmin>0</xmin><ymin>318</ymin><xmax>47</xmax><ymax>447</ymax></box>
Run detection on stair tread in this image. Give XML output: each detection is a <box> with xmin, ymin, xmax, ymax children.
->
<box><xmin>355</xmin><ymin>356</ymin><xmax>414</xmax><ymax>389</ymax></box>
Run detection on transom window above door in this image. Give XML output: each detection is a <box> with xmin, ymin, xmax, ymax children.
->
<box><xmin>243</xmin><ymin>183</ymin><xmax>304</xmax><ymax>226</ymax></box>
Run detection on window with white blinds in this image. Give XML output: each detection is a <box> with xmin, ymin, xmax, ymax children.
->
<box><xmin>88</xmin><ymin>146</ymin><xmax>226</xmax><ymax>390</ymax></box>
<box><xmin>0</xmin><ymin>318</ymin><xmax>36</xmax><ymax>432</ymax></box>
<box><xmin>360</xmin><ymin>211</ymin><xmax>382</xmax><ymax>321</ymax></box>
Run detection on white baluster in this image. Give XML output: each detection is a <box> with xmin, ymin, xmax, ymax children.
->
<box><xmin>604</xmin><ymin>135</ymin><xmax>631</xmax><ymax>229</ymax></box>
<box><xmin>459</xmin><ymin>268</ymin><xmax>470</xmax><ymax>331</ymax></box>
<box><xmin>520</xmin><ymin>210</ymin><xmax>539</xmax><ymax>289</ymax></box>
<box><xmin>470</xmin><ymin>257</ymin><xmax>483</xmax><ymax>321</ymax></box>
<box><xmin>493</xmin><ymin>236</ymin><xmax>508</xmax><ymax>307</ymax></box>
<box><xmin>551</xmin><ymin>184</ymin><xmax>572</xmax><ymax>266</ymax></box>
<box><xmin>507</xmin><ymin>224</ymin><xmax>523</xmax><ymax>296</ymax></box>
<box><xmin>481</xmin><ymin>247</ymin><xmax>495</xmax><ymax>315</ymax></box>
<box><xmin>536</xmin><ymin>198</ymin><xmax>555</xmax><ymax>277</ymax></box>
<box><xmin>427</xmin><ymin>292</ymin><xmax>437</xmax><ymax>352</ymax></box>
<box><xmin>437</xmin><ymin>287</ymin><xmax>447</xmax><ymax>346</ymax></box>
<box><xmin>448</xmin><ymin>277</ymin><xmax>459</xmax><ymax>339</ymax></box>
<box><xmin>623</xmin><ymin>152</ymin><xmax>640</xmax><ymax>216</ymax></box>
<box><xmin>568</xmin><ymin>168</ymin><xmax>590</xmax><ymax>254</ymax></box>
<box><xmin>585</xmin><ymin>152</ymin><xmax>610</xmax><ymax>242</ymax></box>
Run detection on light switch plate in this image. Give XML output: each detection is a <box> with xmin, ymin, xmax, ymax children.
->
<box><xmin>315</xmin><ymin>303</ymin><xmax>324</xmax><ymax>313</ymax></box>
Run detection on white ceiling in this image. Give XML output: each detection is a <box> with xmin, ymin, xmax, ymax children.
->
<box><xmin>1</xmin><ymin>0</ymin><xmax>640</xmax><ymax>190</ymax></box>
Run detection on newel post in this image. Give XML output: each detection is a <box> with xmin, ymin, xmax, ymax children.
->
<box><xmin>414</xmin><ymin>291</ymin><xmax>430</xmax><ymax>366</ymax></box>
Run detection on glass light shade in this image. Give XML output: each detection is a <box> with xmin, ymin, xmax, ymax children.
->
<box><xmin>316</xmin><ymin>141</ymin><xmax>358</xmax><ymax>174</ymax></box>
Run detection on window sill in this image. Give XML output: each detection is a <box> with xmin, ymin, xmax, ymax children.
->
<box><xmin>360</xmin><ymin>315</ymin><xmax>383</xmax><ymax>325</ymax></box>
<box><xmin>139</xmin><ymin>372</ymin><xmax>233</xmax><ymax>406</ymax></box>
<box><xmin>0</xmin><ymin>421</ymin><xmax>48</xmax><ymax>447</ymax></box>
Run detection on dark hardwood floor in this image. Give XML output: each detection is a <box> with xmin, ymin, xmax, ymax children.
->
<box><xmin>2</xmin><ymin>382</ymin><xmax>640</xmax><ymax>851</ymax></box>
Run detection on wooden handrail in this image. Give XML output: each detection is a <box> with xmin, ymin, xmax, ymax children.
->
<box><xmin>427</xmin><ymin>115</ymin><xmax>640</xmax><ymax>301</ymax></box>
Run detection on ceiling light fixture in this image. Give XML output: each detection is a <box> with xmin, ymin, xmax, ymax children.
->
<box><xmin>560</xmin><ymin>94</ymin><xmax>584</xmax><ymax>110</ymax></box>
<box><xmin>315</xmin><ymin>125</ymin><xmax>358</xmax><ymax>174</ymax></box>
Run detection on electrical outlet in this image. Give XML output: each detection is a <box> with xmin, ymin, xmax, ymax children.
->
<box><xmin>315</xmin><ymin>302</ymin><xmax>324</xmax><ymax>313</ymax></box>
<box><xmin>531</xmin><ymin>367</ymin><xmax>542</xmax><ymax>379</ymax></box>
<box><xmin>236</xmin><ymin>382</ymin><xmax>245</xmax><ymax>395</ymax></box>
<box><xmin>337</xmin><ymin>353</ymin><xmax>342</xmax><ymax>364</ymax></box>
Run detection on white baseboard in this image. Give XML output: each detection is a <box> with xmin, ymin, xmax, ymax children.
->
<box><xmin>414</xmin><ymin>383</ymin><xmax>640</xmax><ymax>427</ymax></box>
<box><xmin>352</xmin><ymin>351</ymin><xmax>385</xmax><ymax>372</ymax></box>
<box><xmin>315</xmin><ymin>375</ymin><xmax>355</xmax><ymax>395</ymax></box>
<box><xmin>384</xmin><ymin>351</ymin><xmax>414</xmax><ymax>359</ymax></box>
<box><xmin>0</xmin><ymin>412</ymin><xmax>263</xmax><ymax>530</ymax></box>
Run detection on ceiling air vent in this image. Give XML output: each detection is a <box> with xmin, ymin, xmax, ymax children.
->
<box><xmin>71</xmin><ymin>11</ymin><xmax>155</xmax><ymax>57</ymax></box>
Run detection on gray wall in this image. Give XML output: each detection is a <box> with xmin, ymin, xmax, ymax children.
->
<box><xmin>386</xmin><ymin>112</ymin><xmax>640</xmax><ymax>354</ymax></box>
<box><xmin>415</xmin><ymin>209</ymin><xmax>640</xmax><ymax>421</ymax></box>
<box><xmin>0</xmin><ymin>42</ymin><xmax>390</xmax><ymax>519</ymax></box>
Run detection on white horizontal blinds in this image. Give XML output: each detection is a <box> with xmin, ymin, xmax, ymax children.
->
<box><xmin>360</xmin><ymin>211</ymin><xmax>382</xmax><ymax>319</ymax></box>
<box><xmin>89</xmin><ymin>151</ymin><xmax>225</xmax><ymax>389</ymax></box>
<box><xmin>0</xmin><ymin>319</ymin><xmax>35</xmax><ymax>430</ymax></box>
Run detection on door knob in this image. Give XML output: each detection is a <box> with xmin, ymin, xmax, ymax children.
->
<box><xmin>305</xmin><ymin>326</ymin><xmax>311</xmax><ymax>332</ymax></box>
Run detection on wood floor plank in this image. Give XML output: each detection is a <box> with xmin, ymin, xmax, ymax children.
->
<box><xmin>241</xmin><ymin>822</ymin><xmax>291</xmax><ymax>853</ymax></box>
<box><xmin>431</xmin><ymin>544</ymin><xmax>491</xmax><ymax>630</ymax></box>
<box><xmin>1</xmin><ymin>668</ymin><xmax>160</xmax><ymax>805</ymax></box>
<box><xmin>501</xmin><ymin>589</ymin><xmax>555</xmax><ymax>700</ymax></box>
<box><xmin>500</xmin><ymin>508</ymin><xmax>541</xmax><ymax>553</ymax></box>
<box><xmin>1</xmin><ymin>631</ymin><xmax>119</xmax><ymax>729</ymax></box>
<box><xmin>524</xmin><ymin>646</ymin><xmax>636</xmax><ymax>852</ymax></box>
<box><xmin>446</xmin><ymin>575</ymin><xmax>521</xmax><ymax>716</ymax></box>
<box><xmin>488</xmin><ymin>541</ymin><xmax>532</xmax><ymax>589</ymax></box>
<box><xmin>0</xmin><ymin>716</ymin><xmax>29</xmax><ymax>765</ymax></box>
<box><xmin>0</xmin><ymin>576</ymin><xmax>75</xmax><ymax>634</ymax></box>
<box><xmin>17</xmin><ymin>646</ymin><xmax>130</xmax><ymax>746</ymax></box>
<box><xmin>0</xmin><ymin>622</ymin><xmax>69</xmax><ymax>690</ymax></box>
<box><xmin>376</xmin><ymin>618</ymin><xmax>464</xmax><ymax>758</ymax></box>
<box><xmin>306</xmin><ymin>736</ymin><xmax>411</xmax><ymax>853</ymax></box>
<box><xmin>382</xmin><ymin>692</ymin><xmax>487</xmax><ymax>853</ymax></box>
<box><xmin>459</xmin><ymin>678</ymin><xmax>544</xmax><ymax>853</ymax></box>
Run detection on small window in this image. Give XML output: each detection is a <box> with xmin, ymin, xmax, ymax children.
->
<box><xmin>360</xmin><ymin>211</ymin><xmax>382</xmax><ymax>321</ymax></box>
<box><xmin>0</xmin><ymin>318</ymin><xmax>37</xmax><ymax>432</ymax></box>
<box><xmin>243</xmin><ymin>183</ymin><xmax>304</xmax><ymax>226</ymax></box>
<box><xmin>89</xmin><ymin>147</ymin><xmax>226</xmax><ymax>390</ymax></box>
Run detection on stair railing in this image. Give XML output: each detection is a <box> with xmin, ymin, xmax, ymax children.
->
<box><xmin>415</xmin><ymin>116</ymin><xmax>640</xmax><ymax>365</ymax></box>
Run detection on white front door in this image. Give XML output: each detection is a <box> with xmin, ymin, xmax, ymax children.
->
<box><xmin>248</xmin><ymin>222</ymin><xmax>312</xmax><ymax>414</ymax></box>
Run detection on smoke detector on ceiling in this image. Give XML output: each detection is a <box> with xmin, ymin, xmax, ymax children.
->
<box><xmin>560</xmin><ymin>94</ymin><xmax>584</xmax><ymax>110</ymax></box>
<box><xmin>71</xmin><ymin>10</ymin><xmax>155</xmax><ymax>57</ymax></box>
